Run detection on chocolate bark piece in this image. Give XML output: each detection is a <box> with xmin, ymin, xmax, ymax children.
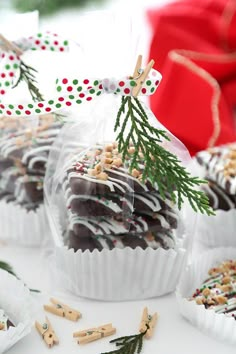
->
<box><xmin>68</xmin><ymin>173</ymin><xmax>132</xmax><ymax>196</ymax></box>
<box><xmin>0</xmin><ymin>158</ymin><xmax>13</xmax><ymax>175</ymax></box>
<box><xmin>14</xmin><ymin>175</ymin><xmax>44</xmax><ymax>204</ymax></box>
<box><xmin>68</xmin><ymin>230</ymin><xmax>103</xmax><ymax>252</ymax></box>
<box><xmin>65</xmin><ymin>143</ymin><xmax>178</xmax><ymax>252</ymax></box>
<box><xmin>68</xmin><ymin>228</ymin><xmax>175</xmax><ymax>252</ymax></box>
<box><xmin>0</xmin><ymin>167</ymin><xmax>22</xmax><ymax>195</ymax></box>
<box><xmin>190</xmin><ymin>260</ymin><xmax>236</xmax><ymax>317</ymax></box>
<box><xmin>202</xmin><ymin>181</ymin><xmax>236</xmax><ymax>211</ymax></box>
<box><xmin>68</xmin><ymin>209</ymin><xmax>176</xmax><ymax>240</ymax></box>
<box><xmin>0</xmin><ymin>122</ymin><xmax>63</xmax><ymax>175</ymax></box>
<box><xmin>196</xmin><ymin>145</ymin><xmax>236</xmax><ymax>195</ymax></box>
<box><xmin>69</xmin><ymin>215</ymin><xmax>129</xmax><ymax>238</ymax></box>
<box><xmin>0</xmin><ymin>309</ymin><xmax>15</xmax><ymax>330</ymax></box>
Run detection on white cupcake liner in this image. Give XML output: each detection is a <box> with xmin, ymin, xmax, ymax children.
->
<box><xmin>0</xmin><ymin>200</ymin><xmax>49</xmax><ymax>246</ymax></box>
<box><xmin>176</xmin><ymin>247</ymin><xmax>236</xmax><ymax>345</ymax></box>
<box><xmin>0</xmin><ymin>269</ymin><xmax>34</xmax><ymax>353</ymax></box>
<box><xmin>194</xmin><ymin>210</ymin><xmax>236</xmax><ymax>248</ymax></box>
<box><xmin>52</xmin><ymin>244</ymin><xmax>186</xmax><ymax>301</ymax></box>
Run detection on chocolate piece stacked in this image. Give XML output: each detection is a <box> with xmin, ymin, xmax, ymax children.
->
<box><xmin>64</xmin><ymin>143</ymin><xmax>178</xmax><ymax>251</ymax></box>
<box><xmin>0</xmin><ymin>115</ymin><xmax>62</xmax><ymax>211</ymax></box>
<box><xmin>196</xmin><ymin>145</ymin><xmax>236</xmax><ymax>211</ymax></box>
<box><xmin>0</xmin><ymin>309</ymin><xmax>14</xmax><ymax>330</ymax></box>
<box><xmin>190</xmin><ymin>260</ymin><xmax>236</xmax><ymax>319</ymax></box>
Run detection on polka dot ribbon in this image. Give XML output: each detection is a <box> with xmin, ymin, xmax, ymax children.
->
<box><xmin>0</xmin><ymin>32</ymin><xmax>69</xmax><ymax>99</ymax></box>
<box><xmin>0</xmin><ymin>68</ymin><xmax>162</xmax><ymax>117</ymax></box>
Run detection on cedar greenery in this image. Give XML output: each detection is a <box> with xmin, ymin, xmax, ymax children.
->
<box><xmin>0</xmin><ymin>260</ymin><xmax>40</xmax><ymax>293</ymax></box>
<box><xmin>115</xmin><ymin>96</ymin><xmax>214</xmax><ymax>215</ymax></box>
<box><xmin>0</xmin><ymin>261</ymin><xmax>16</xmax><ymax>277</ymax></box>
<box><xmin>101</xmin><ymin>332</ymin><xmax>146</xmax><ymax>354</ymax></box>
<box><xmin>13</xmin><ymin>60</ymin><xmax>44</xmax><ymax>102</ymax></box>
<box><xmin>13</xmin><ymin>0</ymin><xmax>104</xmax><ymax>15</ymax></box>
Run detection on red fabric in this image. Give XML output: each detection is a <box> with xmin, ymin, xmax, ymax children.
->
<box><xmin>148</xmin><ymin>0</ymin><xmax>236</xmax><ymax>155</ymax></box>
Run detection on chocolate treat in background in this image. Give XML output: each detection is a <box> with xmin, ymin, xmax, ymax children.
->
<box><xmin>190</xmin><ymin>260</ymin><xmax>236</xmax><ymax>319</ymax></box>
<box><xmin>196</xmin><ymin>144</ymin><xmax>236</xmax><ymax>211</ymax></box>
<box><xmin>0</xmin><ymin>309</ymin><xmax>14</xmax><ymax>331</ymax></box>
<box><xmin>63</xmin><ymin>143</ymin><xmax>179</xmax><ymax>252</ymax></box>
<box><xmin>0</xmin><ymin>114</ymin><xmax>63</xmax><ymax>212</ymax></box>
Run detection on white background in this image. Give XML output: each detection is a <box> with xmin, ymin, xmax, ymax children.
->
<box><xmin>0</xmin><ymin>245</ymin><xmax>234</xmax><ymax>354</ymax></box>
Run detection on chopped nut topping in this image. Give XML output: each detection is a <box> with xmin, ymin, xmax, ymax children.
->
<box><xmin>105</xmin><ymin>144</ymin><xmax>113</xmax><ymax>152</ymax></box>
<box><xmin>128</xmin><ymin>147</ymin><xmax>135</xmax><ymax>155</ymax></box>
<box><xmin>222</xmin><ymin>276</ymin><xmax>231</xmax><ymax>284</ymax></box>
<box><xmin>97</xmin><ymin>172</ymin><xmax>108</xmax><ymax>181</ymax></box>
<box><xmin>105</xmin><ymin>152</ymin><xmax>112</xmax><ymax>158</ymax></box>
<box><xmin>87</xmin><ymin>169</ymin><xmax>97</xmax><ymax>177</ymax></box>
<box><xmin>202</xmin><ymin>288</ymin><xmax>211</xmax><ymax>297</ymax></box>
<box><xmin>214</xmin><ymin>295</ymin><xmax>228</xmax><ymax>305</ymax></box>
<box><xmin>196</xmin><ymin>298</ymin><xmax>203</xmax><ymax>305</ymax></box>
<box><xmin>113</xmin><ymin>158</ymin><xmax>123</xmax><ymax>167</ymax></box>
<box><xmin>113</xmin><ymin>148</ymin><xmax>119</xmax><ymax>155</ymax></box>
<box><xmin>131</xmin><ymin>169</ymin><xmax>141</xmax><ymax>178</ymax></box>
<box><xmin>94</xmin><ymin>163</ymin><xmax>102</xmax><ymax>173</ymax></box>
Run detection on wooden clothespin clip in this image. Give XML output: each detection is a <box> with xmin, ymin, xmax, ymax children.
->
<box><xmin>44</xmin><ymin>298</ymin><xmax>81</xmax><ymax>321</ymax></box>
<box><xmin>35</xmin><ymin>316</ymin><xmax>59</xmax><ymax>348</ymax></box>
<box><xmin>131</xmin><ymin>55</ymin><xmax>155</xmax><ymax>97</ymax></box>
<box><xmin>73</xmin><ymin>323</ymin><xmax>116</xmax><ymax>344</ymax></box>
<box><xmin>0</xmin><ymin>34</ymin><xmax>23</xmax><ymax>56</ymax></box>
<box><xmin>139</xmin><ymin>307</ymin><xmax>158</xmax><ymax>339</ymax></box>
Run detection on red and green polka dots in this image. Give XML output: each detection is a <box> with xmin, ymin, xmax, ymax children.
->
<box><xmin>0</xmin><ymin>68</ymin><xmax>162</xmax><ymax>117</ymax></box>
<box><xmin>0</xmin><ymin>32</ymin><xmax>69</xmax><ymax>100</ymax></box>
<box><xmin>26</xmin><ymin>32</ymin><xmax>69</xmax><ymax>52</ymax></box>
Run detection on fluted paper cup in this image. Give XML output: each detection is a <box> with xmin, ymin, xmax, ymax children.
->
<box><xmin>0</xmin><ymin>269</ymin><xmax>34</xmax><ymax>353</ymax></box>
<box><xmin>0</xmin><ymin>200</ymin><xmax>49</xmax><ymax>246</ymax></box>
<box><xmin>176</xmin><ymin>247</ymin><xmax>236</xmax><ymax>345</ymax></box>
<box><xmin>51</xmin><ymin>244</ymin><xmax>186</xmax><ymax>301</ymax></box>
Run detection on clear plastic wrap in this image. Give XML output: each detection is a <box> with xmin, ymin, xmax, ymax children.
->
<box><xmin>0</xmin><ymin>22</ymin><xmax>71</xmax><ymax>246</ymax></box>
<box><xmin>177</xmin><ymin>247</ymin><xmax>236</xmax><ymax>345</ymax></box>
<box><xmin>177</xmin><ymin>145</ymin><xmax>236</xmax><ymax>344</ymax></box>
<box><xmin>185</xmin><ymin>144</ymin><xmax>236</xmax><ymax>250</ymax></box>
<box><xmin>0</xmin><ymin>269</ymin><xmax>34</xmax><ymax>353</ymax></box>
<box><xmin>0</xmin><ymin>113</ymin><xmax>64</xmax><ymax>246</ymax></box>
<box><xmin>44</xmin><ymin>77</ymin><xmax>193</xmax><ymax>300</ymax></box>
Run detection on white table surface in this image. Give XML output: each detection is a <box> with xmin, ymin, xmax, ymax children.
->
<box><xmin>0</xmin><ymin>245</ymin><xmax>234</xmax><ymax>354</ymax></box>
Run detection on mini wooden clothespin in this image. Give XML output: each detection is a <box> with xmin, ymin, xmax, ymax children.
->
<box><xmin>0</xmin><ymin>34</ymin><xmax>23</xmax><ymax>56</ymax></box>
<box><xmin>35</xmin><ymin>316</ymin><xmax>59</xmax><ymax>348</ymax></box>
<box><xmin>131</xmin><ymin>55</ymin><xmax>155</xmax><ymax>97</ymax></box>
<box><xmin>139</xmin><ymin>307</ymin><xmax>158</xmax><ymax>339</ymax></box>
<box><xmin>44</xmin><ymin>298</ymin><xmax>81</xmax><ymax>321</ymax></box>
<box><xmin>73</xmin><ymin>323</ymin><xmax>116</xmax><ymax>344</ymax></box>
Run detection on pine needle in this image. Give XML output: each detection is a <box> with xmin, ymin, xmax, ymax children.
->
<box><xmin>114</xmin><ymin>96</ymin><xmax>214</xmax><ymax>216</ymax></box>
<box><xmin>101</xmin><ymin>332</ymin><xmax>146</xmax><ymax>354</ymax></box>
<box><xmin>13</xmin><ymin>60</ymin><xmax>44</xmax><ymax>102</ymax></box>
<box><xmin>0</xmin><ymin>261</ymin><xmax>16</xmax><ymax>276</ymax></box>
<box><xmin>0</xmin><ymin>260</ymin><xmax>40</xmax><ymax>293</ymax></box>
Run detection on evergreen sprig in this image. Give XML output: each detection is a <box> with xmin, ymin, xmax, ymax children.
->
<box><xmin>101</xmin><ymin>331</ymin><xmax>146</xmax><ymax>354</ymax></box>
<box><xmin>0</xmin><ymin>261</ymin><xmax>17</xmax><ymax>277</ymax></box>
<box><xmin>0</xmin><ymin>260</ymin><xmax>40</xmax><ymax>293</ymax></box>
<box><xmin>115</xmin><ymin>96</ymin><xmax>214</xmax><ymax>215</ymax></box>
<box><xmin>13</xmin><ymin>60</ymin><xmax>44</xmax><ymax>102</ymax></box>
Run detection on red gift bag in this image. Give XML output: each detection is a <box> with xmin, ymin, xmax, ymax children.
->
<box><xmin>148</xmin><ymin>0</ymin><xmax>236</xmax><ymax>155</ymax></box>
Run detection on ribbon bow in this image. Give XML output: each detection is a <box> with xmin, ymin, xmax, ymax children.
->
<box><xmin>0</xmin><ymin>67</ymin><xmax>162</xmax><ymax>117</ymax></box>
<box><xmin>0</xmin><ymin>32</ymin><xmax>69</xmax><ymax>100</ymax></box>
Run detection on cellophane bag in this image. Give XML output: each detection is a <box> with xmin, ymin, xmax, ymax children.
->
<box><xmin>0</xmin><ymin>20</ymin><xmax>72</xmax><ymax>246</ymax></box>
<box><xmin>0</xmin><ymin>114</ymin><xmax>64</xmax><ymax>246</ymax></box>
<box><xmin>43</xmin><ymin>12</ymin><xmax>212</xmax><ymax>301</ymax></box>
<box><xmin>176</xmin><ymin>147</ymin><xmax>236</xmax><ymax>344</ymax></box>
